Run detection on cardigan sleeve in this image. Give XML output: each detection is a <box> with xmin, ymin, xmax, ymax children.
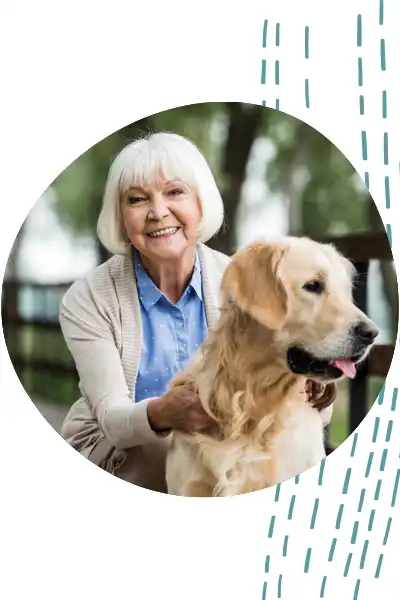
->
<box><xmin>59</xmin><ymin>277</ymin><xmax>169</xmax><ymax>450</ymax></box>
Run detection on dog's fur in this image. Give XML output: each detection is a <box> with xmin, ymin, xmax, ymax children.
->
<box><xmin>165</xmin><ymin>237</ymin><xmax>378</xmax><ymax>497</ymax></box>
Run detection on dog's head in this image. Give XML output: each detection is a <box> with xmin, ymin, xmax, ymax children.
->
<box><xmin>221</xmin><ymin>237</ymin><xmax>379</xmax><ymax>383</ymax></box>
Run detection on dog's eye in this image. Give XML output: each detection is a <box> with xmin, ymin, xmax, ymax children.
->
<box><xmin>303</xmin><ymin>280</ymin><xmax>324</xmax><ymax>294</ymax></box>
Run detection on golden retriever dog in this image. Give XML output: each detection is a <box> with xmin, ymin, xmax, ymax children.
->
<box><xmin>165</xmin><ymin>237</ymin><xmax>379</xmax><ymax>497</ymax></box>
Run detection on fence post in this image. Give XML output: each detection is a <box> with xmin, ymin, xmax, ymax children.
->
<box><xmin>349</xmin><ymin>260</ymin><xmax>369</xmax><ymax>433</ymax></box>
<box><xmin>1</xmin><ymin>280</ymin><xmax>19</xmax><ymax>355</ymax></box>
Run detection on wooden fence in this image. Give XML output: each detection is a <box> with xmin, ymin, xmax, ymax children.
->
<box><xmin>1</xmin><ymin>230</ymin><xmax>396</xmax><ymax>446</ymax></box>
<box><xmin>1</xmin><ymin>281</ymin><xmax>80</xmax><ymax>404</ymax></box>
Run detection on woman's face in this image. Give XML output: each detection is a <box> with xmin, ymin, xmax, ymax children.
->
<box><xmin>121</xmin><ymin>175</ymin><xmax>202</xmax><ymax>262</ymax></box>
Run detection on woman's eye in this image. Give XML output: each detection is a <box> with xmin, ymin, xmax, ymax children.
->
<box><xmin>127</xmin><ymin>196</ymin><xmax>146</xmax><ymax>204</ymax></box>
<box><xmin>303</xmin><ymin>280</ymin><xmax>324</xmax><ymax>294</ymax></box>
<box><xmin>168</xmin><ymin>188</ymin><xmax>184</xmax><ymax>196</ymax></box>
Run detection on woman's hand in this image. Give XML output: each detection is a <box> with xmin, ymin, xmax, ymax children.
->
<box><xmin>306</xmin><ymin>379</ymin><xmax>337</xmax><ymax>411</ymax></box>
<box><xmin>147</xmin><ymin>382</ymin><xmax>215</xmax><ymax>433</ymax></box>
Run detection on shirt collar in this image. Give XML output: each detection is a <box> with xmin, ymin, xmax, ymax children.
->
<box><xmin>133</xmin><ymin>246</ymin><xmax>203</xmax><ymax>311</ymax></box>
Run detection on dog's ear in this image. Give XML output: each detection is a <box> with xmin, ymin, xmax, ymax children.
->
<box><xmin>221</xmin><ymin>243</ymin><xmax>289</xmax><ymax>330</ymax></box>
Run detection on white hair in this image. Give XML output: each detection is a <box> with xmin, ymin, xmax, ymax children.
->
<box><xmin>97</xmin><ymin>131</ymin><xmax>225</xmax><ymax>255</ymax></box>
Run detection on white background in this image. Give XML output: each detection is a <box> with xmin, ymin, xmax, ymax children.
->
<box><xmin>1</xmin><ymin>1</ymin><xmax>399</xmax><ymax>599</ymax></box>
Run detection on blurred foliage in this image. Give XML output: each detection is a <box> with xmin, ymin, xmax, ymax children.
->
<box><xmin>264</xmin><ymin>112</ymin><xmax>368</xmax><ymax>237</ymax></box>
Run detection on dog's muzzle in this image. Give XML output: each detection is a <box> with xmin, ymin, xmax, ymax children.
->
<box><xmin>287</xmin><ymin>319</ymin><xmax>379</xmax><ymax>381</ymax></box>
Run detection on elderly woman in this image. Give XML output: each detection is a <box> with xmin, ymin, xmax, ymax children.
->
<box><xmin>60</xmin><ymin>131</ymin><xmax>334</xmax><ymax>493</ymax></box>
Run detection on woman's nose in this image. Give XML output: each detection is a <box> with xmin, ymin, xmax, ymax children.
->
<box><xmin>147</xmin><ymin>194</ymin><xmax>170</xmax><ymax>220</ymax></box>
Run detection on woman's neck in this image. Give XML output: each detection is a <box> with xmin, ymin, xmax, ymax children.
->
<box><xmin>140</xmin><ymin>247</ymin><xmax>196</xmax><ymax>304</ymax></box>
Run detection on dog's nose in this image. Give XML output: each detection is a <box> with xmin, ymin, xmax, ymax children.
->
<box><xmin>353</xmin><ymin>321</ymin><xmax>379</xmax><ymax>344</ymax></box>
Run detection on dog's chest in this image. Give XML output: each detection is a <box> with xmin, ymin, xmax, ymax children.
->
<box><xmin>205</xmin><ymin>443</ymin><xmax>272</xmax><ymax>496</ymax></box>
<box><xmin>271</xmin><ymin>402</ymin><xmax>326</xmax><ymax>484</ymax></box>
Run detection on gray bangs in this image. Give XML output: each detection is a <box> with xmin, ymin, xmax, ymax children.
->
<box><xmin>118</xmin><ymin>141</ymin><xmax>197</xmax><ymax>194</ymax></box>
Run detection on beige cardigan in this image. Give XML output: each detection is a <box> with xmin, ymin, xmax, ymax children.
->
<box><xmin>59</xmin><ymin>243</ymin><xmax>231</xmax><ymax>493</ymax></box>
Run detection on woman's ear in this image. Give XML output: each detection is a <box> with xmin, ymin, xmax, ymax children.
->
<box><xmin>221</xmin><ymin>243</ymin><xmax>289</xmax><ymax>330</ymax></box>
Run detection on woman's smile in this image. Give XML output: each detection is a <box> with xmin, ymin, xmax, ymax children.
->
<box><xmin>146</xmin><ymin>226</ymin><xmax>181</xmax><ymax>240</ymax></box>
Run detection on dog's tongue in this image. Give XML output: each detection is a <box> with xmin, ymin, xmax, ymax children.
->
<box><xmin>332</xmin><ymin>359</ymin><xmax>357</xmax><ymax>379</ymax></box>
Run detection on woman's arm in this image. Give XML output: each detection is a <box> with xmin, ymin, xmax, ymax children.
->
<box><xmin>59</xmin><ymin>277</ymin><xmax>170</xmax><ymax>449</ymax></box>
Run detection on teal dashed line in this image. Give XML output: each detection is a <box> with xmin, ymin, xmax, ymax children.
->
<box><xmin>391</xmin><ymin>388</ymin><xmax>398</xmax><ymax>411</ymax></box>
<box><xmin>386</xmin><ymin>224</ymin><xmax>392</xmax><ymax>247</ymax></box>
<box><xmin>383</xmin><ymin>133</ymin><xmax>389</xmax><ymax>165</ymax></box>
<box><xmin>354</xmin><ymin>579</ymin><xmax>361</xmax><ymax>600</ymax></box>
<box><xmin>262</xmin><ymin>20</ymin><xmax>268</xmax><ymax>47</ymax></box>
<box><xmin>350</xmin><ymin>433</ymin><xmax>358</xmax><ymax>457</ymax></box>
<box><xmin>361</xmin><ymin>131</ymin><xmax>368</xmax><ymax>160</ymax></box>
<box><xmin>336</xmin><ymin>504</ymin><xmax>344</xmax><ymax>529</ymax></box>
<box><xmin>310</xmin><ymin>498</ymin><xmax>319</xmax><ymax>529</ymax></box>
<box><xmin>380</xmin><ymin>39</ymin><xmax>386</xmax><ymax>71</ymax></box>
<box><xmin>375</xmin><ymin>554</ymin><xmax>384</xmax><ymax>578</ymax></box>
<box><xmin>377</xmin><ymin>383</ymin><xmax>386</xmax><ymax>405</ymax></box>
<box><xmin>357</xmin><ymin>14</ymin><xmax>362</xmax><ymax>47</ymax></box>
<box><xmin>364</xmin><ymin>172</ymin><xmax>370</xmax><ymax>189</ymax></box>
<box><xmin>365</xmin><ymin>452</ymin><xmax>374</xmax><ymax>477</ymax></box>
<box><xmin>283</xmin><ymin>535</ymin><xmax>288</xmax><ymax>557</ymax></box>
<box><xmin>360</xmin><ymin>540</ymin><xmax>369</xmax><ymax>568</ymax></box>
<box><xmin>262</xmin><ymin>581</ymin><xmax>267</xmax><ymax>600</ymax></box>
<box><xmin>275</xmin><ymin>61</ymin><xmax>280</xmax><ymax>85</ymax></box>
<box><xmin>295</xmin><ymin>475</ymin><xmax>300</xmax><ymax>484</ymax></box>
<box><xmin>303</xmin><ymin>26</ymin><xmax>310</xmax><ymax>112</ymax></box>
<box><xmin>342</xmin><ymin>468</ymin><xmax>352</xmax><ymax>493</ymax></box>
<box><xmin>385</xmin><ymin>176</ymin><xmax>390</xmax><ymax>208</ymax></box>
<box><xmin>320</xmin><ymin>576</ymin><xmax>327</xmax><ymax>598</ymax></box>
<box><xmin>274</xmin><ymin>22</ymin><xmax>280</xmax><ymax>112</ymax></box>
<box><xmin>351</xmin><ymin>521</ymin><xmax>359</xmax><ymax>544</ymax></box>
<box><xmin>328</xmin><ymin>538</ymin><xmax>337</xmax><ymax>561</ymax></box>
<box><xmin>359</xmin><ymin>95</ymin><xmax>364</xmax><ymax>115</ymax></box>
<box><xmin>358</xmin><ymin>488</ymin><xmax>366</xmax><ymax>512</ymax></box>
<box><xmin>268</xmin><ymin>516</ymin><xmax>275</xmax><ymax>538</ymax></box>
<box><xmin>264</xmin><ymin>555</ymin><xmax>270</xmax><ymax>573</ymax></box>
<box><xmin>385</xmin><ymin>420</ymin><xmax>393</xmax><ymax>442</ymax></box>
<box><xmin>305</xmin><ymin>26</ymin><xmax>309</xmax><ymax>58</ymax></box>
<box><xmin>288</xmin><ymin>495</ymin><xmax>296</xmax><ymax>519</ymax></box>
<box><xmin>358</xmin><ymin>57</ymin><xmax>363</xmax><ymax>85</ymax></box>
<box><xmin>382</xmin><ymin>90</ymin><xmax>387</xmax><ymax>117</ymax></box>
<box><xmin>318</xmin><ymin>459</ymin><xmax>325</xmax><ymax>484</ymax></box>
<box><xmin>383</xmin><ymin>517</ymin><xmax>392</xmax><ymax>545</ymax></box>
<box><xmin>368</xmin><ymin>510</ymin><xmax>375</xmax><ymax>531</ymax></box>
<box><xmin>379</xmin><ymin>0</ymin><xmax>384</xmax><ymax>25</ymax></box>
<box><xmin>261</xmin><ymin>60</ymin><xmax>266</xmax><ymax>84</ymax></box>
<box><xmin>304</xmin><ymin>548</ymin><xmax>312</xmax><ymax>573</ymax></box>
<box><xmin>275</xmin><ymin>23</ymin><xmax>280</xmax><ymax>46</ymax></box>
<box><xmin>391</xmin><ymin>469</ymin><xmax>400</xmax><ymax>507</ymax></box>
<box><xmin>380</xmin><ymin>448</ymin><xmax>388</xmax><ymax>471</ymax></box>
<box><xmin>375</xmin><ymin>479</ymin><xmax>382</xmax><ymax>500</ymax></box>
<box><xmin>305</xmin><ymin>79</ymin><xmax>310</xmax><ymax>108</ymax></box>
<box><xmin>344</xmin><ymin>552</ymin><xmax>353</xmax><ymax>576</ymax></box>
<box><xmin>372</xmin><ymin>417</ymin><xmax>380</xmax><ymax>442</ymax></box>
<box><xmin>357</xmin><ymin>15</ymin><xmax>362</xmax><ymax>48</ymax></box>
<box><xmin>274</xmin><ymin>483</ymin><xmax>281</xmax><ymax>502</ymax></box>
<box><xmin>277</xmin><ymin>574</ymin><xmax>282</xmax><ymax>598</ymax></box>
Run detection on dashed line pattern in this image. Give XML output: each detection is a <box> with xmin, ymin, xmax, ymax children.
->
<box><xmin>260</xmin><ymin>6</ymin><xmax>398</xmax><ymax>596</ymax></box>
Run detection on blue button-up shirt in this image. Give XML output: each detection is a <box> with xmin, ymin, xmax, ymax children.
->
<box><xmin>133</xmin><ymin>248</ymin><xmax>208</xmax><ymax>403</ymax></box>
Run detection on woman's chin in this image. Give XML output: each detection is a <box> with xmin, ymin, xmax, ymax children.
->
<box><xmin>146</xmin><ymin>238</ymin><xmax>188</xmax><ymax>259</ymax></box>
